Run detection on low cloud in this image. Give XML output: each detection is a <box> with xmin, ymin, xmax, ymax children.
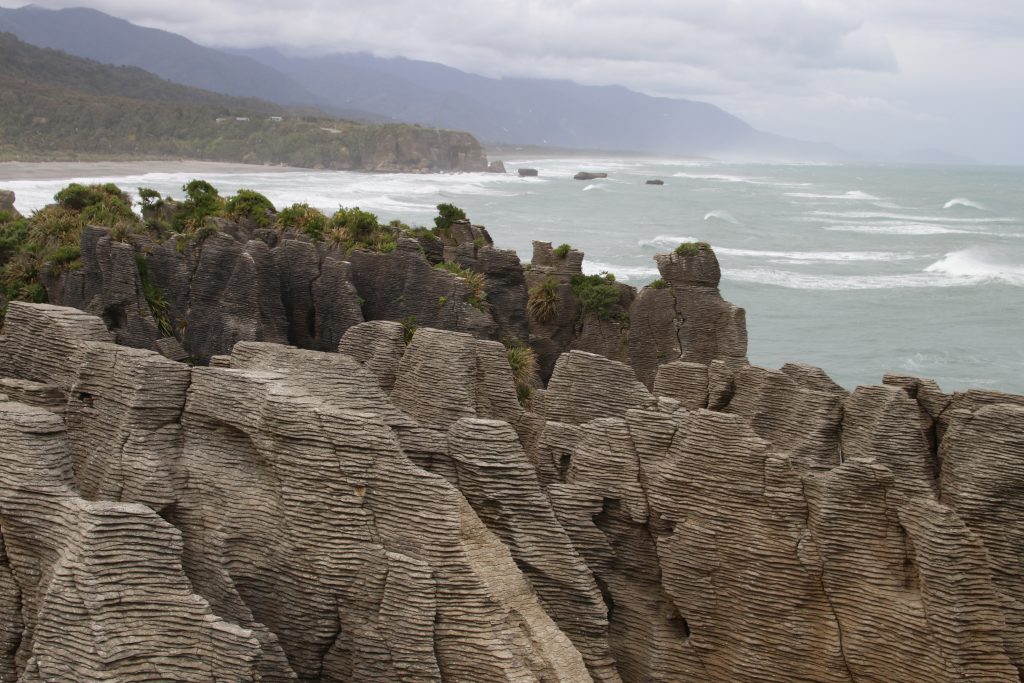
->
<box><xmin>4</xmin><ymin>0</ymin><xmax>1022</xmax><ymax>162</ymax></box>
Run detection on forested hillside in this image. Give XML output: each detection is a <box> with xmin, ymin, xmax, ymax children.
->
<box><xmin>0</xmin><ymin>33</ymin><xmax>486</xmax><ymax>171</ymax></box>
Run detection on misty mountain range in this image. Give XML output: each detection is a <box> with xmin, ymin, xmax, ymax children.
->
<box><xmin>0</xmin><ymin>4</ymin><xmax>844</xmax><ymax>160</ymax></box>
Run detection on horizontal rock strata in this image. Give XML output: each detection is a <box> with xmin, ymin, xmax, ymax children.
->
<box><xmin>0</xmin><ymin>231</ymin><xmax>1022</xmax><ymax>681</ymax></box>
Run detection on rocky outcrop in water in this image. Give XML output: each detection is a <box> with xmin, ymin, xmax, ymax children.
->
<box><xmin>1</xmin><ymin>203</ymin><xmax>1023</xmax><ymax>681</ymax></box>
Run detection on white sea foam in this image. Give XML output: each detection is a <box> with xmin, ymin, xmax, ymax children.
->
<box><xmin>719</xmin><ymin>248</ymin><xmax>915</xmax><ymax>262</ymax></box>
<box><xmin>786</xmin><ymin>190</ymin><xmax>881</xmax><ymax>201</ymax></box>
<box><xmin>582</xmin><ymin>183</ymin><xmax>604</xmax><ymax>192</ymax></box>
<box><xmin>638</xmin><ymin>235</ymin><xmax>913</xmax><ymax>262</ymax></box>
<box><xmin>581</xmin><ymin>260</ymin><xmax>660</xmax><ymax>280</ymax></box>
<box><xmin>944</xmin><ymin>197</ymin><xmax>987</xmax><ymax>210</ymax></box>
<box><xmin>823</xmin><ymin>223</ymin><xmax>978</xmax><ymax>236</ymax></box>
<box><xmin>704</xmin><ymin>210</ymin><xmax>740</xmax><ymax>224</ymax></box>
<box><xmin>672</xmin><ymin>172</ymin><xmax>809</xmax><ymax>188</ymax></box>
<box><xmin>723</xmin><ymin>250</ymin><xmax>1024</xmax><ymax>290</ymax></box>
<box><xmin>807</xmin><ymin>210</ymin><xmax>1017</xmax><ymax>224</ymax></box>
<box><xmin>924</xmin><ymin>248</ymin><xmax>1024</xmax><ymax>286</ymax></box>
<box><xmin>637</xmin><ymin>235</ymin><xmax>702</xmax><ymax>249</ymax></box>
<box><xmin>722</xmin><ymin>268</ymin><xmax>947</xmax><ymax>290</ymax></box>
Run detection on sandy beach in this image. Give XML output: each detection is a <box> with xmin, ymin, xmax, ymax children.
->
<box><xmin>0</xmin><ymin>160</ymin><xmax>309</xmax><ymax>182</ymax></box>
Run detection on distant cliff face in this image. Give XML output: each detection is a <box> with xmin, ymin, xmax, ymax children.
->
<box><xmin>1</xmin><ymin>197</ymin><xmax>1023</xmax><ymax>681</ymax></box>
<box><xmin>353</xmin><ymin>125</ymin><xmax>488</xmax><ymax>172</ymax></box>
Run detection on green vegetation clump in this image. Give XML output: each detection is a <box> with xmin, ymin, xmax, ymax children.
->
<box><xmin>527</xmin><ymin>277</ymin><xmax>559</xmax><ymax>323</ymax></box>
<box><xmin>174</xmin><ymin>180</ymin><xmax>224</xmax><ymax>230</ymax></box>
<box><xmin>136</xmin><ymin>254</ymin><xmax>173</xmax><ymax>337</ymax></box>
<box><xmin>648</xmin><ymin>278</ymin><xmax>668</xmax><ymax>289</ymax></box>
<box><xmin>571</xmin><ymin>273</ymin><xmax>622</xmax><ymax>320</ymax></box>
<box><xmin>434</xmin><ymin>203</ymin><xmax>466</xmax><ymax>238</ymax></box>
<box><xmin>1</xmin><ymin>183</ymin><xmax>144</xmax><ymax>317</ymax></box>
<box><xmin>276</xmin><ymin>203</ymin><xmax>328</xmax><ymax>240</ymax></box>
<box><xmin>224</xmin><ymin>189</ymin><xmax>275</xmax><ymax>228</ymax></box>
<box><xmin>0</xmin><ymin>214</ymin><xmax>30</xmax><ymax>262</ymax></box>
<box><xmin>47</xmin><ymin>244</ymin><xmax>81</xmax><ymax>274</ymax></box>
<box><xmin>674</xmin><ymin>241</ymin><xmax>711</xmax><ymax>257</ymax></box>
<box><xmin>408</xmin><ymin>227</ymin><xmax>438</xmax><ymax>242</ymax></box>
<box><xmin>325</xmin><ymin>206</ymin><xmax>400</xmax><ymax>253</ymax></box>
<box><xmin>54</xmin><ymin>183</ymin><xmax>135</xmax><ymax>227</ymax></box>
<box><xmin>401</xmin><ymin>316</ymin><xmax>417</xmax><ymax>345</ymax></box>
<box><xmin>138</xmin><ymin>187</ymin><xmax>163</xmax><ymax>211</ymax></box>
<box><xmin>505</xmin><ymin>340</ymin><xmax>538</xmax><ymax>405</ymax></box>
<box><xmin>553</xmin><ymin>243</ymin><xmax>572</xmax><ymax>258</ymax></box>
<box><xmin>435</xmin><ymin>261</ymin><xmax>488</xmax><ymax>312</ymax></box>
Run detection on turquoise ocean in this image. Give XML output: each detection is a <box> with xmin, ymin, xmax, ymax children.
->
<box><xmin>5</xmin><ymin>157</ymin><xmax>1023</xmax><ymax>394</ymax></box>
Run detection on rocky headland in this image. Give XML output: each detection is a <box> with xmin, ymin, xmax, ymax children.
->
<box><xmin>0</xmin><ymin>185</ymin><xmax>1022</xmax><ymax>681</ymax></box>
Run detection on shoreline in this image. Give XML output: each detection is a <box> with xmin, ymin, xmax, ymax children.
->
<box><xmin>0</xmin><ymin>160</ymin><xmax>312</xmax><ymax>182</ymax></box>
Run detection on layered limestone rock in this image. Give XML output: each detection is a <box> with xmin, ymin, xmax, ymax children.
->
<box><xmin>2</xmin><ymin>277</ymin><xmax>1023</xmax><ymax>683</ymax></box>
<box><xmin>653</xmin><ymin>247</ymin><xmax>747</xmax><ymax>370</ymax></box>
<box><xmin>349</xmin><ymin>239</ymin><xmax>496</xmax><ymax>339</ymax></box>
<box><xmin>725</xmin><ymin>364</ymin><xmax>845</xmax><ymax>471</ymax></box>
<box><xmin>542</xmin><ymin>350</ymin><xmax>657</xmax><ymax>424</ymax></box>
<box><xmin>337</xmin><ymin>320</ymin><xmax>407</xmax><ymax>391</ymax></box>
<box><xmin>0</xmin><ymin>303</ymin><xmax>595</xmax><ymax>681</ymax></box>
<box><xmin>56</xmin><ymin>226</ymin><xmax>163</xmax><ymax>349</ymax></box>
<box><xmin>0</xmin><ymin>401</ymin><xmax>268</xmax><ymax>682</ymax></box>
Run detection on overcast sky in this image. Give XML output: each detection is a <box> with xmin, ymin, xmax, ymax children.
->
<box><xmin>8</xmin><ymin>0</ymin><xmax>1024</xmax><ymax>163</ymax></box>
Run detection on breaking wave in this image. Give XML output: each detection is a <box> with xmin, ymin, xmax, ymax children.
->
<box><xmin>944</xmin><ymin>197</ymin><xmax>987</xmax><ymax>210</ymax></box>
<box><xmin>704</xmin><ymin>210</ymin><xmax>740</xmax><ymax>224</ymax></box>
<box><xmin>924</xmin><ymin>249</ymin><xmax>1024</xmax><ymax>285</ymax></box>
<box><xmin>724</xmin><ymin>249</ymin><xmax>1024</xmax><ymax>289</ymax></box>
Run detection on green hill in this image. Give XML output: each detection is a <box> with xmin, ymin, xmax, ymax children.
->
<box><xmin>0</xmin><ymin>33</ymin><xmax>487</xmax><ymax>171</ymax></box>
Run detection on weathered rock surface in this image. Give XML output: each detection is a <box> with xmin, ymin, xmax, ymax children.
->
<box><xmin>574</xmin><ymin>172</ymin><xmax>608</xmax><ymax>180</ymax></box>
<box><xmin>3</xmin><ymin>219</ymin><xmax>1023</xmax><ymax>682</ymax></box>
<box><xmin>338</xmin><ymin>320</ymin><xmax>407</xmax><ymax>391</ymax></box>
<box><xmin>0</xmin><ymin>189</ymin><xmax>20</xmax><ymax>218</ymax></box>
<box><xmin>349</xmin><ymin>239</ymin><xmax>496</xmax><ymax>339</ymax></box>
<box><xmin>518</xmin><ymin>167</ymin><xmax>539</xmax><ymax>177</ymax></box>
<box><xmin>0</xmin><ymin>401</ymin><xmax>268</xmax><ymax>682</ymax></box>
<box><xmin>653</xmin><ymin>247</ymin><xmax>747</xmax><ymax>370</ymax></box>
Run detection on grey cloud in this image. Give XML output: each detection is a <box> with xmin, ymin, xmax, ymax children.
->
<box><xmin>3</xmin><ymin>0</ymin><xmax>1021</xmax><ymax>162</ymax></box>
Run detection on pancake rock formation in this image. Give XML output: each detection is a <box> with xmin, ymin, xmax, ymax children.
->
<box><xmin>1</xmin><ymin>222</ymin><xmax>1023</xmax><ymax>681</ymax></box>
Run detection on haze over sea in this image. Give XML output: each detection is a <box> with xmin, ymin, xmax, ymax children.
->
<box><xmin>5</xmin><ymin>157</ymin><xmax>1022</xmax><ymax>394</ymax></box>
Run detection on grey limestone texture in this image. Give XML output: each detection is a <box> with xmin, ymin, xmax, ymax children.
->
<box><xmin>0</xmin><ymin>239</ymin><xmax>1022</xmax><ymax>681</ymax></box>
